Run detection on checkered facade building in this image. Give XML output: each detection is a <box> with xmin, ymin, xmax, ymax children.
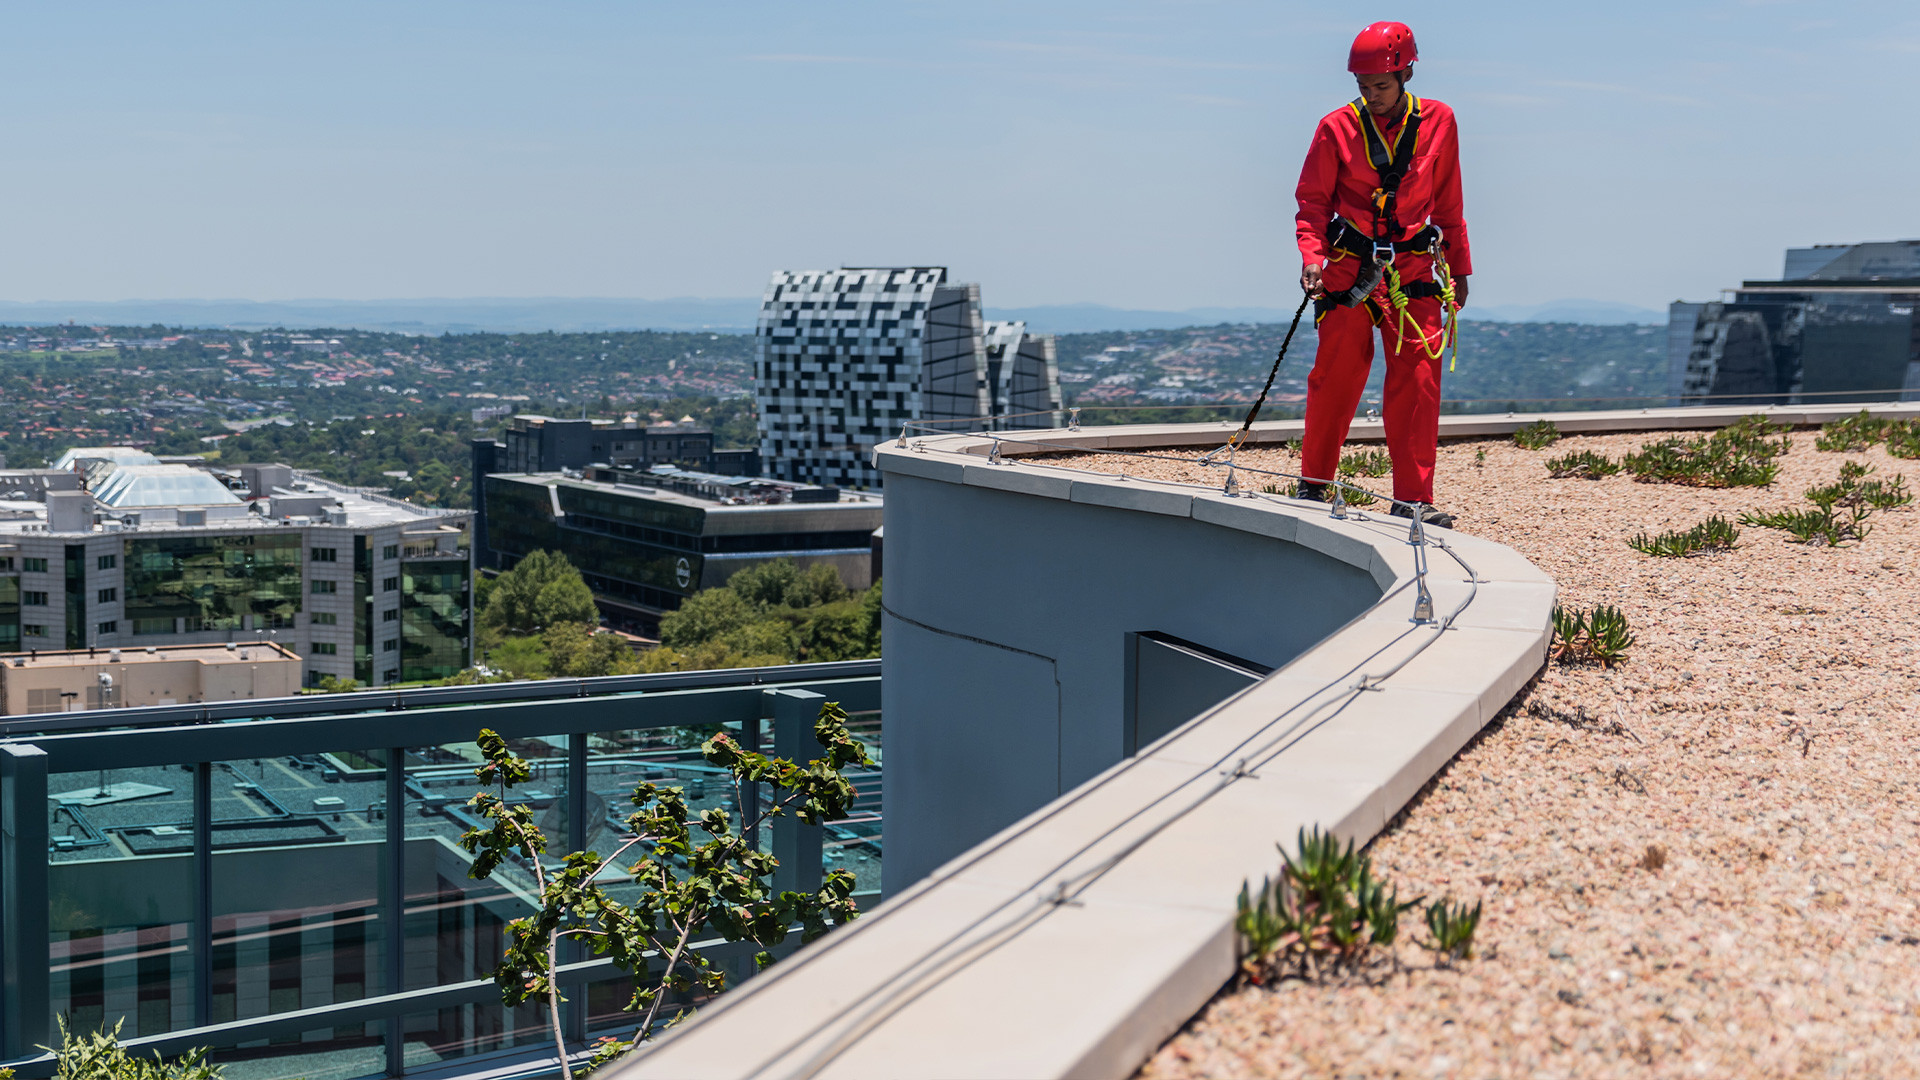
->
<box><xmin>756</xmin><ymin>267</ymin><xmax>1061</xmax><ymax>489</ymax></box>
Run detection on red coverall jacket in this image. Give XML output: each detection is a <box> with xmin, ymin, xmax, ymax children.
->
<box><xmin>1295</xmin><ymin>94</ymin><xmax>1471</xmax><ymax>275</ymax></box>
<box><xmin>1292</xmin><ymin>92</ymin><xmax>1470</xmax><ymax>506</ymax></box>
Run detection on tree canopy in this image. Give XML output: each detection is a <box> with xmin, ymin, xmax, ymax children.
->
<box><xmin>484</xmin><ymin>550</ymin><xmax>599</xmax><ymax>635</ymax></box>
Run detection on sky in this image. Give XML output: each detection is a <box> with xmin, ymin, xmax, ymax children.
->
<box><xmin>2</xmin><ymin>1</ymin><xmax>1916</xmax><ymax>313</ymax></box>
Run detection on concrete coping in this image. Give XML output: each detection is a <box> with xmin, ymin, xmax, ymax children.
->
<box><xmin>891</xmin><ymin>400</ymin><xmax>1920</xmax><ymax>459</ymax></box>
<box><xmin>615</xmin><ymin>427</ymin><xmax>1555</xmax><ymax>1080</ymax></box>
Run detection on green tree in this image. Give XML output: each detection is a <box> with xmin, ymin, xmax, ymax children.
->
<box><xmin>719</xmin><ymin>618</ymin><xmax>798</xmax><ymax>660</ymax></box>
<box><xmin>485</xmin><ymin>550</ymin><xmax>598</xmax><ymax>635</ymax></box>
<box><xmin>659</xmin><ymin>587</ymin><xmax>754</xmax><ymax>649</ymax></box>
<box><xmin>545</xmin><ymin>622</ymin><xmax>641</xmax><ymax>677</ymax></box>
<box><xmin>796</xmin><ymin>600</ymin><xmax>869</xmax><ymax>663</ymax></box>
<box><xmin>725</xmin><ymin>560</ymin><xmax>799</xmax><ymax>610</ymax></box>
<box><xmin>462</xmin><ymin>703</ymin><xmax>869</xmax><ymax>1076</ymax></box>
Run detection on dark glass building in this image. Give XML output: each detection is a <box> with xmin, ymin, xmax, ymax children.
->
<box><xmin>1668</xmin><ymin>240</ymin><xmax>1920</xmax><ymax>405</ymax></box>
<box><xmin>479</xmin><ymin>466</ymin><xmax>882</xmax><ymax>632</ymax></box>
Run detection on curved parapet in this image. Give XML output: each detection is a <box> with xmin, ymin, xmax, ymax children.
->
<box><xmin>617</xmin><ymin>425</ymin><xmax>1553</xmax><ymax>1080</ymax></box>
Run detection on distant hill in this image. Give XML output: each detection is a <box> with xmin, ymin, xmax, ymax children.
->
<box><xmin>1456</xmin><ymin>299</ymin><xmax>1666</xmax><ymax>325</ymax></box>
<box><xmin>0</xmin><ymin>295</ymin><xmax>1668</xmax><ymax>335</ymax></box>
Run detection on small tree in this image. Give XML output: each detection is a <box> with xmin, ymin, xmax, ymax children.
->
<box><xmin>545</xmin><ymin>623</ymin><xmax>641</xmax><ymax>678</ymax></box>
<box><xmin>486</xmin><ymin>550</ymin><xmax>599</xmax><ymax>635</ymax></box>
<box><xmin>460</xmin><ymin>702</ymin><xmax>870</xmax><ymax>1077</ymax></box>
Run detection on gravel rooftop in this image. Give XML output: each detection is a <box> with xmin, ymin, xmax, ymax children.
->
<box><xmin>1049</xmin><ymin>426</ymin><xmax>1920</xmax><ymax>1079</ymax></box>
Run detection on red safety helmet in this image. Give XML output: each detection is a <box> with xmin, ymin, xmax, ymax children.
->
<box><xmin>1347</xmin><ymin>21</ymin><xmax>1418</xmax><ymax>74</ymax></box>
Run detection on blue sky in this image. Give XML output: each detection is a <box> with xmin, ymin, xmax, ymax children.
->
<box><xmin>2</xmin><ymin>1</ymin><xmax>1914</xmax><ymax>312</ymax></box>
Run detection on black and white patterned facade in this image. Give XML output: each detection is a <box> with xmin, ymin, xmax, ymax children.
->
<box><xmin>755</xmin><ymin>267</ymin><xmax>1062</xmax><ymax>489</ymax></box>
<box><xmin>982</xmin><ymin>320</ymin><xmax>1064</xmax><ymax>429</ymax></box>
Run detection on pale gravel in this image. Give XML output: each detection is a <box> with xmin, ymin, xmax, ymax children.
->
<box><xmin>1047</xmin><ymin>430</ymin><xmax>1920</xmax><ymax>1079</ymax></box>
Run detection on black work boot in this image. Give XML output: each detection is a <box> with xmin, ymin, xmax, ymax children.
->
<box><xmin>1392</xmin><ymin>501</ymin><xmax>1457</xmax><ymax>529</ymax></box>
<box><xmin>1294</xmin><ymin>480</ymin><xmax>1329</xmax><ymax>503</ymax></box>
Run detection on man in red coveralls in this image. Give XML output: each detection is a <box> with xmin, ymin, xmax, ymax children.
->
<box><xmin>1295</xmin><ymin>21</ymin><xmax>1470</xmax><ymax>527</ymax></box>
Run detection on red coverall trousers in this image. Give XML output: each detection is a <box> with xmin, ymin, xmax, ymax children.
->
<box><xmin>1301</xmin><ymin>250</ymin><xmax>1447</xmax><ymax>505</ymax></box>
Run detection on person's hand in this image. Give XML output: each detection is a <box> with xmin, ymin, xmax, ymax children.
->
<box><xmin>1452</xmin><ymin>275</ymin><xmax>1469</xmax><ymax>308</ymax></box>
<box><xmin>1300</xmin><ymin>264</ymin><xmax>1323</xmax><ymax>296</ymax></box>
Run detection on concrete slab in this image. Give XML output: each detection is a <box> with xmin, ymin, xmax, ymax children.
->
<box><xmin>1292</xmin><ymin>515</ymin><xmax>1386</xmax><ymax>573</ymax></box>
<box><xmin>960</xmin><ymin>462</ymin><xmax>1076</xmax><ymax>502</ymax></box>
<box><xmin>872</xmin><ymin>448</ymin><xmax>965</xmax><ymax>484</ymax></box>
<box><xmin>1068</xmin><ymin>478</ymin><xmax>1194</xmax><ymax>518</ymax></box>
<box><xmin>1190</xmin><ymin>493</ymin><xmax>1300</xmax><ymax>543</ymax></box>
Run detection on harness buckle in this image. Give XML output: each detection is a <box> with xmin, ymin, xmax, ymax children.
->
<box><xmin>1372</xmin><ymin>241</ymin><xmax>1395</xmax><ymax>266</ymax></box>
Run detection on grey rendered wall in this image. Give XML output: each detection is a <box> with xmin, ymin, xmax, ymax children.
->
<box><xmin>880</xmin><ymin>474</ymin><xmax>1378</xmax><ymax>891</ymax></box>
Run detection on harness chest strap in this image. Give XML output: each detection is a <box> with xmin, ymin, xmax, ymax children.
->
<box><xmin>1349</xmin><ymin>92</ymin><xmax>1423</xmax><ymax>246</ymax></box>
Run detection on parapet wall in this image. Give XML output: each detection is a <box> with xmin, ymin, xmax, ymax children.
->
<box><xmin>617</xmin><ymin>425</ymin><xmax>1555</xmax><ymax>1080</ymax></box>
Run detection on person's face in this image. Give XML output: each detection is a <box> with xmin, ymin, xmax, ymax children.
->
<box><xmin>1354</xmin><ymin>71</ymin><xmax>1404</xmax><ymax>116</ymax></box>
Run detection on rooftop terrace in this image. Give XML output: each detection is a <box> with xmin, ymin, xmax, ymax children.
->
<box><xmin>1101</xmin><ymin>423</ymin><xmax>1920</xmax><ymax>1078</ymax></box>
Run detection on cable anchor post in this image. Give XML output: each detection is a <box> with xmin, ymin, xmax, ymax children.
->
<box><xmin>1329</xmin><ymin>486</ymin><xmax>1348</xmax><ymax>520</ymax></box>
<box><xmin>1068</xmin><ymin>407</ymin><xmax>1081</xmax><ymax>432</ymax></box>
<box><xmin>1413</xmin><ymin>574</ymin><xmax>1435</xmax><ymax>624</ymax></box>
<box><xmin>896</xmin><ymin>423</ymin><xmax>910</xmax><ymax>448</ymax></box>
<box><xmin>988</xmin><ymin>438</ymin><xmax>1002</xmax><ymax>465</ymax></box>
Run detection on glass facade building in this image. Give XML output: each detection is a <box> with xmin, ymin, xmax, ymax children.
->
<box><xmin>480</xmin><ymin>472</ymin><xmax>881</xmax><ymax>629</ymax></box>
<box><xmin>1668</xmin><ymin>240</ymin><xmax>1920</xmax><ymax>405</ymax></box>
<box><xmin>0</xmin><ymin>461</ymin><xmax>471</xmax><ymax>689</ymax></box>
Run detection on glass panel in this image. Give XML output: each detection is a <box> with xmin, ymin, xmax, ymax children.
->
<box><xmin>834</xmin><ymin>710</ymin><xmax>884</xmax><ymax>898</ymax></box>
<box><xmin>402</xmin><ymin>735</ymin><xmax>568</xmax><ymax>991</ymax></box>
<box><xmin>209</xmin><ymin>751</ymin><xmax>386</xmax><ymax>1027</ymax></box>
<box><xmin>399</xmin><ymin>1003</ymin><xmax>550</xmax><ymax>1068</ymax></box>
<box><xmin>208</xmin><ymin>1022</ymin><xmax>389</xmax><ymax>1080</ymax></box>
<box><xmin>47</xmin><ymin>764</ymin><xmax>195</xmax><ymax>1037</ymax></box>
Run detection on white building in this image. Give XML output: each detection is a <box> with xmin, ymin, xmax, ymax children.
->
<box><xmin>0</xmin><ymin>450</ymin><xmax>471</xmax><ymax>689</ymax></box>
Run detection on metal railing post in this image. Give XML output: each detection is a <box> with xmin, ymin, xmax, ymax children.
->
<box><xmin>1</xmin><ymin>744</ymin><xmax>50</xmax><ymax>1059</ymax></box>
<box><xmin>768</xmin><ymin>690</ymin><xmax>826</xmax><ymax>899</ymax></box>
<box><xmin>383</xmin><ymin>748</ymin><xmax>405</xmax><ymax>1078</ymax></box>
<box><xmin>563</xmin><ymin>737</ymin><xmax>588</xmax><ymax>1044</ymax></box>
<box><xmin>743</xmin><ymin>703</ymin><xmax>765</xmax><ymax>854</ymax></box>
<box><xmin>192</xmin><ymin>762</ymin><xmax>213</xmax><ymax>1028</ymax></box>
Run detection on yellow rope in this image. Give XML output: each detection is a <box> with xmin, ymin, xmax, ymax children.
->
<box><xmin>1382</xmin><ymin>254</ymin><xmax>1462</xmax><ymax>371</ymax></box>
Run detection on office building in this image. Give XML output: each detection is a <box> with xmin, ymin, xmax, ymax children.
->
<box><xmin>0</xmin><ymin>642</ymin><xmax>302</xmax><ymax>715</ymax></box>
<box><xmin>1669</xmin><ymin>239</ymin><xmax>1920</xmax><ymax>405</ymax></box>
<box><xmin>0</xmin><ymin>449</ymin><xmax>471</xmax><ymax>688</ymax></box>
<box><xmin>470</xmin><ymin>415</ymin><xmax>760</xmax><ymax>571</ymax></box>
<box><xmin>478</xmin><ymin>464</ymin><xmax>881</xmax><ymax>631</ymax></box>
<box><xmin>755</xmin><ymin>267</ymin><xmax>1062</xmax><ymax>489</ymax></box>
